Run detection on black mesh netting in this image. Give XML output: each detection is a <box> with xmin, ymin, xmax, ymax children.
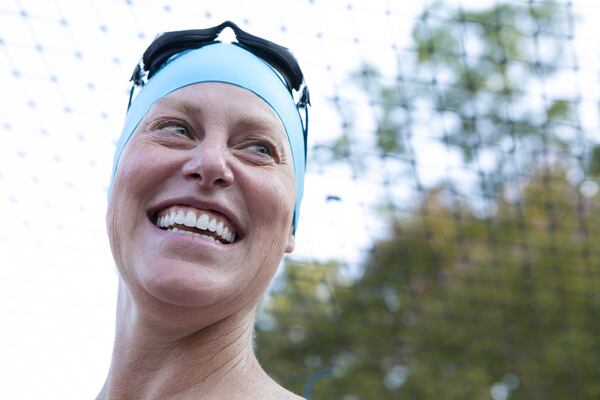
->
<box><xmin>1</xmin><ymin>1</ymin><xmax>599</xmax><ymax>399</ymax></box>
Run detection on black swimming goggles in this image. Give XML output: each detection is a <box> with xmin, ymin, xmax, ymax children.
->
<box><xmin>127</xmin><ymin>20</ymin><xmax>310</xmax><ymax>112</ymax></box>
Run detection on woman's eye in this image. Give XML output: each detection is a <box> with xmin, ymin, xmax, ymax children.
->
<box><xmin>158</xmin><ymin>122</ymin><xmax>192</xmax><ymax>137</ymax></box>
<box><xmin>248</xmin><ymin>142</ymin><xmax>276</xmax><ymax>158</ymax></box>
<box><xmin>251</xmin><ymin>143</ymin><xmax>272</xmax><ymax>155</ymax></box>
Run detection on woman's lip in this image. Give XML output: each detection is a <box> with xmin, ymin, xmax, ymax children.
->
<box><xmin>153</xmin><ymin>206</ymin><xmax>237</xmax><ymax>243</ymax></box>
<box><xmin>149</xmin><ymin>218</ymin><xmax>238</xmax><ymax>248</ymax></box>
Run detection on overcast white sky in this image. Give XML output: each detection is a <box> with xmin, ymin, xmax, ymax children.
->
<box><xmin>0</xmin><ymin>0</ymin><xmax>598</xmax><ymax>398</ymax></box>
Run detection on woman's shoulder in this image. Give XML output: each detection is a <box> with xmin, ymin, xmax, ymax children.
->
<box><xmin>266</xmin><ymin>386</ymin><xmax>305</xmax><ymax>400</ymax></box>
<box><xmin>255</xmin><ymin>374</ymin><xmax>305</xmax><ymax>400</ymax></box>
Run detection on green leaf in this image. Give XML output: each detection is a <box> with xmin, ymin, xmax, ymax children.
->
<box><xmin>546</xmin><ymin>99</ymin><xmax>572</xmax><ymax>121</ymax></box>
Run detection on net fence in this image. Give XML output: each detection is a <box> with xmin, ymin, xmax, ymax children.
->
<box><xmin>1</xmin><ymin>0</ymin><xmax>599</xmax><ymax>399</ymax></box>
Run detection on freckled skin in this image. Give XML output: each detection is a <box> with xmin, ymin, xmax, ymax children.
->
<box><xmin>100</xmin><ymin>83</ymin><xmax>303</xmax><ymax>400</ymax></box>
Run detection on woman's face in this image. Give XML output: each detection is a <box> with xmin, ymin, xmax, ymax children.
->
<box><xmin>107</xmin><ymin>83</ymin><xmax>296</xmax><ymax>321</ymax></box>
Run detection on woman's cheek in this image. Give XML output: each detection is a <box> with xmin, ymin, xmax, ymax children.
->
<box><xmin>252</xmin><ymin>173</ymin><xmax>295</xmax><ymax>226</ymax></box>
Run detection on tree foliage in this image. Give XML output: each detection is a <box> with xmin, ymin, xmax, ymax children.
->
<box><xmin>327</xmin><ymin>1</ymin><xmax>600</xmax><ymax>180</ymax></box>
<box><xmin>257</xmin><ymin>172</ymin><xmax>600</xmax><ymax>399</ymax></box>
<box><xmin>256</xmin><ymin>1</ymin><xmax>600</xmax><ymax>399</ymax></box>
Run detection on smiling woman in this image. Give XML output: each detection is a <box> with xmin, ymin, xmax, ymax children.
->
<box><xmin>97</xmin><ymin>22</ymin><xmax>309</xmax><ymax>400</ymax></box>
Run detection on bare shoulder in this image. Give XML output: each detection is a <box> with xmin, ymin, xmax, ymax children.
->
<box><xmin>267</xmin><ymin>385</ymin><xmax>305</xmax><ymax>400</ymax></box>
<box><xmin>256</xmin><ymin>375</ymin><xmax>305</xmax><ymax>400</ymax></box>
<box><xmin>248</xmin><ymin>362</ymin><xmax>305</xmax><ymax>399</ymax></box>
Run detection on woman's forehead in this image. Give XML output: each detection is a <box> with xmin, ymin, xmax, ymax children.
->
<box><xmin>151</xmin><ymin>83</ymin><xmax>284</xmax><ymax>130</ymax></box>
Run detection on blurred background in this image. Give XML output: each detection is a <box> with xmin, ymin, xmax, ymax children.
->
<box><xmin>1</xmin><ymin>0</ymin><xmax>599</xmax><ymax>399</ymax></box>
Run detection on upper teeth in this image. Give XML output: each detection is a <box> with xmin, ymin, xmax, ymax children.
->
<box><xmin>156</xmin><ymin>208</ymin><xmax>236</xmax><ymax>243</ymax></box>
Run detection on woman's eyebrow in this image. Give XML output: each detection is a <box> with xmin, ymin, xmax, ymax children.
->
<box><xmin>154</xmin><ymin>97</ymin><xmax>205</xmax><ymax>116</ymax></box>
<box><xmin>233</xmin><ymin>114</ymin><xmax>285</xmax><ymax>135</ymax></box>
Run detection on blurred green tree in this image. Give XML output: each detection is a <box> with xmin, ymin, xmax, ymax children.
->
<box><xmin>256</xmin><ymin>1</ymin><xmax>600</xmax><ymax>399</ymax></box>
<box><xmin>327</xmin><ymin>1</ymin><xmax>598</xmax><ymax>186</ymax></box>
<box><xmin>257</xmin><ymin>172</ymin><xmax>600</xmax><ymax>399</ymax></box>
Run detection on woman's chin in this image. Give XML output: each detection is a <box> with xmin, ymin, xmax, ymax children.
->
<box><xmin>138</xmin><ymin>261</ymin><xmax>232</xmax><ymax>309</ymax></box>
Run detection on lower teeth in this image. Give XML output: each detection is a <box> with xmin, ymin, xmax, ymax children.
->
<box><xmin>168</xmin><ymin>228</ymin><xmax>219</xmax><ymax>243</ymax></box>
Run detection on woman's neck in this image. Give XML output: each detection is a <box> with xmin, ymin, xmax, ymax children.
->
<box><xmin>97</xmin><ymin>295</ymin><xmax>275</xmax><ymax>399</ymax></box>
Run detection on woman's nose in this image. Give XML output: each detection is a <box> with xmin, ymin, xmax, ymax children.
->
<box><xmin>181</xmin><ymin>139</ymin><xmax>234</xmax><ymax>189</ymax></box>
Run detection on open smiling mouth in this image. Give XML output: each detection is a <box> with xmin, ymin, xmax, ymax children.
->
<box><xmin>154</xmin><ymin>207</ymin><xmax>236</xmax><ymax>244</ymax></box>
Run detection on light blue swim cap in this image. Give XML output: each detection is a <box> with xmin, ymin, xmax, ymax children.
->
<box><xmin>110</xmin><ymin>42</ymin><xmax>308</xmax><ymax>232</ymax></box>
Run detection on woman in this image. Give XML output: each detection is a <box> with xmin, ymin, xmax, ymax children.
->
<box><xmin>97</xmin><ymin>21</ymin><xmax>309</xmax><ymax>399</ymax></box>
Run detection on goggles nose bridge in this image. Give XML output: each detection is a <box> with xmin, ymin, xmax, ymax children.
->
<box><xmin>217</xmin><ymin>20</ymin><xmax>243</xmax><ymax>39</ymax></box>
